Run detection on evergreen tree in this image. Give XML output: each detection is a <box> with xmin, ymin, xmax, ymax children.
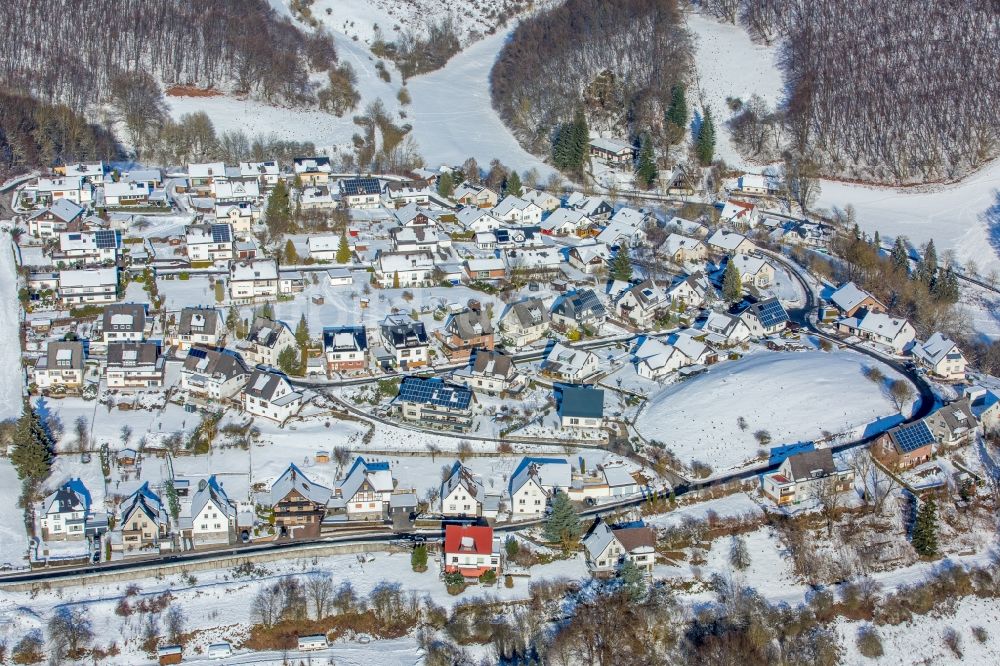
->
<box><xmin>636</xmin><ymin>134</ymin><xmax>657</xmax><ymax>189</ymax></box>
<box><xmin>335</xmin><ymin>235</ymin><xmax>352</xmax><ymax>264</ymax></box>
<box><xmin>506</xmin><ymin>170</ymin><xmax>523</xmax><ymax>197</ymax></box>
<box><xmin>294</xmin><ymin>313</ymin><xmax>309</xmax><ymax>348</ymax></box>
<box><xmin>571</xmin><ymin>107</ymin><xmax>589</xmax><ymax>174</ymax></box>
<box><xmin>665</xmin><ymin>84</ymin><xmax>687</xmax><ymax>133</ymax></box>
<box><xmin>226</xmin><ymin>304</ymin><xmax>240</xmax><ymax>333</ymax></box>
<box><xmin>933</xmin><ymin>267</ymin><xmax>960</xmax><ymax>303</ymax></box>
<box><xmin>619</xmin><ymin>559</ymin><xmax>646</xmax><ymax>600</ymax></box>
<box><xmin>283</xmin><ymin>238</ymin><xmax>298</xmax><ymax>265</ymax></box>
<box><xmin>891</xmin><ymin>237</ymin><xmax>910</xmax><ymax>273</ymax></box>
<box><xmin>917</xmin><ymin>239</ymin><xmax>938</xmax><ymax>284</ymax></box>
<box><xmin>695</xmin><ymin>106</ymin><xmax>716</xmax><ymax>166</ymax></box>
<box><xmin>260</xmin><ymin>302</ymin><xmax>275</xmax><ymax>319</ymax></box>
<box><xmin>610</xmin><ymin>241</ymin><xmax>633</xmax><ymax>282</ymax></box>
<box><xmin>10</xmin><ymin>403</ymin><xmax>53</xmax><ymax>484</ymax></box>
<box><xmin>437</xmin><ymin>171</ymin><xmax>454</xmax><ymax>198</ymax></box>
<box><xmin>264</xmin><ymin>179</ymin><xmax>291</xmax><ymax>236</ymax></box>
<box><xmin>277</xmin><ymin>345</ymin><xmax>301</xmax><ymax>376</ymax></box>
<box><xmin>543</xmin><ymin>490</ymin><xmax>582</xmax><ymax>547</ymax></box>
<box><xmin>873</xmin><ymin>230</ymin><xmax>881</xmax><ymax>249</ymax></box>
<box><xmin>912</xmin><ymin>498</ymin><xmax>938</xmax><ymax>557</ymax></box>
<box><xmin>392</xmin><ymin>271</ymin><xmax>400</xmax><ymax>289</ymax></box>
<box><xmin>722</xmin><ymin>259</ymin><xmax>742</xmax><ymax>302</ymax></box>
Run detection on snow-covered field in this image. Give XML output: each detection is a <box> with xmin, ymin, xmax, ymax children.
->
<box><xmin>0</xmin><ymin>460</ymin><xmax>28</xmax><ymax>566</ymax></box>
<box><xmin>687</xmin><ymin>13</ymin><xmax>785</xmax><ymax>171</ymax></box>
<box><xmin>0</xmin><ymin>240</ymin><xmax>23</xmax><ymax>419</ymax></box>
<box><xmin>635</xmin><ymin>349</ymin><xmax>910</xmax><ymax>472</ymax></box>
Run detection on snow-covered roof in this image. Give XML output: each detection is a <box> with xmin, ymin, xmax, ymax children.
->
<box><xmin>307</xmin><ymin>235</ymin><xmax>341</xmax><ymax>253</ymax></box>
<box><xmin>230</xmin><ymin>259</ymin><xmax>277</xmax><ymax>281</ymax></box>
<box><xmin>912</xmin><ymin>332</ymin><xmax>961</xmax><ymax>367</ymax></box>
<box><xmin>59</xmin><ymin>267</ymin><xmax>117</xmax><ymax>287</ymax></box>
<box><xmin>541</xmin><ymin>208</ymin><xmax>589</xmax><ymax>232</ymax></box>
<box><xmin>270</xmin><ymin>464</ymin><xmax>331</xmax><ymax>506</ymax></box>
<box><xmin>509</xmin><ymin>457</ymin><xmax>571</xmax><ymax>495</ymax></box>
<box><xmin>466</xmin><ymin>257</ymin><xmax>505</xmax><ymax>272</ymax></box>
<box><xmin>188</xmin><ymin>162</ymin><xmax>226</xmax><ymax>178</ymax></box>
<box><xmin>660</xmin><ymin>233</ymin><xmax>704</xmax><ymax>256</ymax></box>
<box><xmin>707</xmin><ymin>229</ymin><xmax>752</xmax><ymax>252</ymax></box>
<box><xmin>857</xmin><ymin>311</ymin><xmax>911</xmax><ymax>339</ymax></box>
<box><xmin>589</xmin><ymin>136</ymin><xmax>633</xmax><ymax>154</ymax></box>
<box><xmin>731</xmin><ymin>254</ymin><xmax>771</xmax><ymax>276</ymax></box>
<box><xmin>337</xmin><ymin>457</ymin><xmax>394</xmax><ymax>503</ymax></box>
<box><xmin>830</xmin><ymin>282</ymin><xmax>876</xmax><ymax>313</ymax></box>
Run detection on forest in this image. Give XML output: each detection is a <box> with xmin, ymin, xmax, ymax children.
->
<box><xmin>490</xmin><ymin>0</ymin><xmax>694</xmax><ymax>160</ymax></box>
<box><xmin>708</xmin><ymin>0</ymin><xmax>1000</xmax><ymax>184</ymax></box>
<box><xmin>0</xmin><ymin>1</ymin><xmax>354</xmax><ymax>150</ymax></box>
<box><xmin>0</xmin><ymin>92</ymin><xmax>121</xmax><ymax>180</ymax></box>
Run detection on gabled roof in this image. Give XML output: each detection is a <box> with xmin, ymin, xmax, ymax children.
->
<box><xmin>179</xmin><ymin>307</ymin><xmax>221</xmax><ymax>336</ymax></box>
<box><xmin>582</xmin><ymin>520</ymin><xmax>616</xmax><ymax>560</ymax></box>
<box><xmin>509</xmin><ymin>457</ymin><xmax>571</xmax><ymax>495</ymax></box>
<box><xmin>247</xmin><ymin>316</ymin><xmax>292</xmax><ymax>349</ymax></box>
<box><xmin>614</xmin><ymin>525</ymin><xmax>655</xmax><ymax>552</ymax></box>
<box><xmin>107</xmin><ymin>342</ymin><xmax>161</xmax><ymax>368</ymax></box>
<box><xmin>745</xmin><ymin>297</ymin><xmax>789</xmax><ymax>329</ymax></box>
<box><xmin>270</xmin><ymin>463</ymin><xmax>332</xmax><ymax>506</ymax></box>
<box><xmin>189</xmin><ymin>476</ymin><xmax>236</xmax><ymax>523</ymax></box>
<box><xmin>338</xmin><ymin>177</ymin><xmax>381</xmax><ymax>196</ymax></box>
<box><xmin>31</xmin><ymin>198</ymin><xmax>85</xmax><ymax>223</ymax></box>
<box><xmin>102</xmin><ymin>303</ymin><xmax>146</xmax><ymax>333</ymax></box>
<box><xmin>543</xmin><ymin>342</ymin><xmax>598</xmax><ymax>377</ymax></box>
<box><xmin>857</xmin><ymin>311</ymin><xmax>911</xmax><ymax>339</ymax></box>
<box><xmin>785</xmin><ymin>448</ymin><xmax>836</xmax><ymax>481</ymax></box>
<box><xmin>912</xmin><ymin>332</ymin><xmax>962</xmax><ymax>367</ymax></box>
<box><xmin>182</xmin><ymin>346</ymin><xmax>248</xmax><ymax>381</ymax></box>
<box><xmin>44</xmin><ymin>483</ymin><xmax>88</xmax><ymax>515</ymax></box>
<box><xmin>707</xmin><ymin>229</ymin><xmax>752</xmax><ymax>252</ymax></box>
<box><xmin>552</xmin><ymin>289</ymin><xmax>607</xmax><ymax>322</ymax></box>
<box><xmin>337</xmin><ymin>456</ymin><xmax>393</xmax><ymax>502</ymax></box>
<box><xmin>323</xmin><ymin>326</ymin><xmax>367</xmax><ymax>352</ymax></box>
<box><xmin>244</xmin><ymin>369</ymin><xmax>293</xmax><ymax>401</ymax></box>
<box><xmin>444</xmin><ymin>524</ymin><xmax>494</xmax><ymax>556</ymax></box>
<box><xmin>471</xmin><ymin>349</ymin><xmax>516</xmax><ymax>378</ymax></box>
<box><xmin>380</xmin><ymin>314</ymin><xmax>428</xmax><ymax>347</ymax></box>
<box><xmin>887</xmin><ymin>420</ymin><xmax>935</xmax><ymax>453</ymax></box>
<box><xmin>441</xmin><ymin>461</ymin><xmax>485</xmax><ymax>504</ymax></box>
<box><xmin>830</xmin><ymin>281</ymin><xmax>877</xmax><ymax>313</ymax></box>
<box><xmin>503</xmin><ymin>297</ymin><xmax>550</xmax><ymax>328</ymax></box>
<box><xmin>444</xmin><ymin>307</ymin><xmax>494</xmax><ymax>339</ymax></box>
<box><xmin>119</xmin><ymin>482</ymin><xmax>166</xmax><ymax>525</ymax></box>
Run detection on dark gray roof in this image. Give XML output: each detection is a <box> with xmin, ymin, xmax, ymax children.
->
<box><xmin>323</xmin><ymin>326</ymin><xmax>367</xmax><ymax>352</ymax></box>
<box><xmin>445</xmin><ymin>307</ymin><xmax>494</xmax><ymax>340</ymax></box>
<box><xmin>559</xmin><ymin>385</ymin><xmax>605</xmax><ymax>419</ymax></box>
<box><xmin>107</xmin><ymin>342</ymin><xmax>160</xmax><ymax>367</ymax></box>
<box><xmin>102</xmin><ymin>303</ymin><xmax>146</xmax><ymax>333</ymax></box>
<box><xmin>888</xmin><ymin>420</ymin><xmax>935</xmax><ymax>453</ymax></box>
<box><xmin>786</xmin><ymin>448</ymin><xmax>836</xmax><ymax>481</ymax></box>
<box><xmin>398</xmin><ymin>376</ymin><xmax>473</xmax><ymax>410</ymax></box>
<box><xmin>247</xmin><ymin>316</ymin><xmax>291</xmax><ymax>349</ymax></box>
<box><xmin>339</xmin><ymin>177</ymin><xmax>381</xmax><ymax>196</ymax></box>
<box><xmin>748</xmin><ymin>297</ymin><xmax>789</xmax><ymax>329</ymax></box>
<box><xmin>471</xmin><ymin>350</ymin><xmax>515</xmax><ymax>378</ymax></box>
<box><xmin>244</xmin><ymin>369</ymin><xmax>289</xmax><ymax>401</ymax></box>
<box><xmin>44</xmin><ymin>341</ymin><xmax>84</xmax><ymax>370</ymax></box>
<box><xmin>553</xmin><ymin>289</ymin><xmax>607</xmax><ymax>322</ymax></box>
<box><xmin>381</xmin><ymin>316</ymin><xmax>428</xmax><ymax>348</ymax></box>
<box><xmin>179</xmin><ymin>307</ymin><xmax>221</xmax><ymax>336</ymax></box>
<box><xmin>506</xmin><ymin>297</ymin><xmax>550</xmax><ymax>327</ymax></box>
<box><xmin>183</xmin><ymin>346</ymin><xmax>248</xmax><ymax>380</ymax></box>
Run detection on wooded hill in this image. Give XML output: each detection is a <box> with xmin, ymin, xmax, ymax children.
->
<box><xmin>490</xmin><ymin>0</ymin><xmax>694</xmax><ymax>159</ymax></box>
<box><xmin>0</xmin><ymin>0</ymin><xmax>342</xmax><ymax>113</ymax></box>
<box><xmin>714</xmin><ymin>0</ymin><xmax>1000</xmax><ymax>184</ymax></box>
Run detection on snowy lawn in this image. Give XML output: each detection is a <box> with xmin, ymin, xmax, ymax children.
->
<box><xmin>634</xmin><ymin>349</ymin><xmax>912</xmax><ymax>473</ymax></box>
<box><xmin>0</xmin><ymin>460</ymin><xmax>29</xmax><ymax>566</ymax></box>
<box><xmin>0</xmin><ymin>240</ymin><xmax>24</xmax><ymax>419</ymax></box>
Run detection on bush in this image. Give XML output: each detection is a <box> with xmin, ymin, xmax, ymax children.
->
<box><xmin>942</xmin><ymin>627</ymin><xmax>963</xmax><ymax>658</ymax></box>
<box><xmin>972</xmin><ymin>626</ymin><xmax>988</xmax><ymax>643</ymax></box>
<box><xmin>411</xmin><ymin>544</ymin><xmax>428</xmax><ymax>572</ymax></box>
<box><xmin>690</xmin><ymin>460</ymin><xmax>713</xmax><ymax>478</ymax></box>
<box><xmin>444</xmin><ymin>571</ymin><xmax>466</xmax><ymax>595</ymax></box>
<box><xmin>504</xmin><ymin>574</ymin><xmax>514</xmax><ymax>589</ymax></box>
<box><xmin>856</xmin><ymin>625</ymin><xmax>884</xmax><ymax>658</ymax></box>
<box><xmin>479</xmin><ymin>569</ymin><xmax>497</xmax><ymax>586</ymax></box>
<box><xmin>12</xmin><ymin>631</ymin><xmax>44</xmax><ymax>665</ymax></box>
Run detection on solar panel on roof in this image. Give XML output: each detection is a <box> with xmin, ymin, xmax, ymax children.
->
<box><xmin>94</xmin><ymin>230</ymin><xmax>118</xmax><ymax>249</ymax></box>
<box><xmin>755</xmin><ymin>299</ymin><xmax>789</xmax><ymax>328</ymax></box>
<box><xmin>188</xmin><ymin>348</ymin><xmax>207</xmax><ymax>359</ymax></box>
<box><xmin>892</xmin><ymin>421</ymin><xmax>934</xmax><ymax>453</ymax></box>
<box><xmin>399</xmin><ymin>377</ymin><xmax>472</xmax><ymax>410</ymax></box>
<box><xmin>211</xmin><ymin>224</ymin><xmax>232</xmax><ymax>243</ymax></box>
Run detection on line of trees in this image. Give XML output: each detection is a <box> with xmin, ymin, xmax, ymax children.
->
<box><xmin>490</xmin><ymin>0</ymin><xmax>694</xmax><ymax>160</ymax></box>
<box><xmin>719</xmin><ymin>0</ymin><xmax>1000</xmax><ymax>184</ymax></box>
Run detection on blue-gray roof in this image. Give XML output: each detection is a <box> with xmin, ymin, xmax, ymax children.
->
<box><xmin>751</xmin><ymin>297</ymin><xmax>789</xmax><ymax>328</ymax></box>
<box><xmin>398</xmin><ymin>376</ymin><xmax>472</xmax><ymax>410</ymax></box>
<box><xmin>559</xmin><ymin>385</ymin><xmax>605</xmax><ymax>419</ymax></box>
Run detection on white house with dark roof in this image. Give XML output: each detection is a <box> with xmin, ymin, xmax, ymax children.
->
<box><xmin>329</xmin><ymin>457</ymin><xmax>396</xmax><ymax>521</ymax></box>
<box><xmin>293</xmin><ymin>156</ymin><xmax>332</xmax><ymax>186</ymax></box>
<box><xmin>34</xmin><ymin>341</ymin><xmax>85</xmax><ymax>390</ymax></box>
<box><xmin>101</xmin><ymin>303</ymin><xmax>147</xmax><ymax>343</ymax></box>
<box><xmin>56</xmin><ymin>229</ymin><xmax>120</xmax><ymax>265</ymax></box>
<box><xmin>558</xmin><ymin>385</ymin><xmax>605</xmax><ymax>429</ymax></box>
<box><xmin>498</xmin><ymin>297</ymin><xmax>551</xmax><ymax>348</ymax></box>
<box><xmin>615</xmin><ymin>279</ymin><xmax>668</xmax><ymax>327</ymax></box>
<box><xmin>565</xmin><ymin>193</ymin><xmax>614</xmax><ymax>221</ymax></box>
<box><xmin>541</xmin><ymin>343</ymin><xmax>599</xmax><ymax>382</ymax></box>
<box><xmin>455</xmin><ymin>349</ymin><xmax>524</xmax><ymax>395</ymax></box>
<box><xmin>380</xmin><ymin>314</ymin><xmax>430</xmax><ymax>369</ymax></box>
<box><xmin>509</xmin><ymin>457</ymin><xmax>572</xmax><ymax>515</ymax></box>
<box><xmin>27</xmin><ymin>199</ymin><xmax>85</xmax><ymax>237</ymax></box>
<box><xmin>338</xmin><ymin>176</ymin><xmax>382</xmax><ymax>209</ymax></box>
<box><xmin>242</xmin><ymin>370</ymin><xmax>303</xmax><ymax>422</ymax></box>
<box><xmin>761</xmin><ymin>449</ymin><xmax>854</xmax><ymax>505</ymax></box>
<box><xmin>551</xmin><ymin>289</ymin><xmax>607</xmax><ymax>330</ymax></box>
<box><xmin>440</xmin><ymin>461</ymin><xmax>500</xmax><ymax>519</ymax></box>
<box><xmin>181</xmin><ymin>476</ymin><xmax>238</xmax><ymax>547</ymax></box>
<box><xmin>106</xmin><ymin>342</ymin><xmax>164</xmax><ymax>388</ymax></box>
<box><xmin>912</xmin><ymin>332</ymin><xmax>967</xmax><ymax>380</ymax></box>
<box><xmin>239</xmin><ymin>316</ymin><xmax>296</xmax><ymax>368</ymax></box>
<box><xmin>186</xmin><ymin>223</ymin><xmax>234</xmax><ymax>262</ymax></box>
<box><xmin>180</xmin><ymin>347</ymin><xmax>249</xmax><ymax>400</ymax></box>
<box><xmin>174</xmin><ymin>307</ymin><xmax>225</xmax><ymax>350</ymax></box>
<box><xmin>838</xmin><ymin>311</ymin><xmax>916</xmax><ymax>354</ymax></box>
<box><xmin>582</xmin><ymin>520</ymin><xmax>656</xmax><ymax>575</ymax></box>
<box><xmin>39</xmin><ymin>481</ymin><xmax>90</xmax><ymax>541</ymax></box>
<box><xmin>323</xmin><ymin>326</ymin><xmax>368</xmax><ymax>374</ymax></box>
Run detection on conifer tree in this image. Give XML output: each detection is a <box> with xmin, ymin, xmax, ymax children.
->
<box><xmin>294</xmin><ymin>313</ymin><xmax>309</xmax><ymax>348</ymax></box>
<box><xmin>610</xmin><ymin>241</ymin><xmax>633</xmax><ymax>282</ymax></box>
<box><xmin>636</xmin><ymin>134</ymin><xmax>657</xmax><ymax>189</ymax></box>
<box><xmin>264</xmin><ymin>179</ymin><xmax>291</xmax><ymax>236</ymax></box>
<box><xmin>505</xmin><ymin>170</ymin><xmax>523</xmax><ymax>197</ymax></box>
<box><xmin>437</xmin><ymin>171</ymin><xmax>454</xmax><ymax>198</ymax></box>
<box><xmin>543</xmin><ymin>490</ymin><xmax>582</xmax><ymax>547</ymax></box>
<box><xmin>891</xmin><ymin>237</ymin><xmax>910</xmax><ymax>274</ymax></box>
<box><xmin>873</xmin><ymin>230</ymin><xmax>881</xmax><ymax>249</ymax></box>
<box><xmin>392</xmin><ymin>271</ymin><xmax>400</xmax><ymax>289</ymax></box>
<box><xmin>335</xmin><ymin>235</ymin><xmax>352</xmax><ymax>264</ymax></box>
<box><xmin>666</xmin><ymin>84</ymin><xmax>687</xmax><ymax>133</ymax></box>
<box><xmin>722</xmin><ymin>259</ymin><xmax>742</xmax><ymax>302</ymax></box>
<box><xmin>917</xmin><ymin>239</ymin><xmax>938</xmax><ymax>284</ymax></box>
<box><xmin>10</xmin><ymin>403</ymin><xmax>53</xmax><ymax>484</ymax></box>
<box><xmin>260</xmin><ymin>301</ymin><xmax>275</xmax><ymax>319</ymax></box>
<box><xmin>284</xmin><ymin>239</ymin><xmax>298</xmax><ymax>265</ymax></box>
<box><xmin>619</xmin><ymin>559</ymin><xmax>646</xmax><ymax>600</ymax></box>
<box><xmin>912</xmin><ymin>498</ymin><xmax>938</xmax><ymax>557</ymax></box>
<box><xmin>695</xmin><ymin>106</ymin><xmax>716</xmax><ymax>166</ymax></box>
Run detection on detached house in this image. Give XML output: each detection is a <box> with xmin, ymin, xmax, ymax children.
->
<box><xmin>269</xmin><ymin>464</ymin><xmax>332</xmax><ymax>539</ymax></box>
<box><xmin>567</xmin><ymin>243</ymin><xmax>612</xmax><ymax>274</ymax></box>
<box><xmin>186</xmin><ymin>223</ymin><xmax>234</xmax><ymax>263</ymax></box>
<box><xmin>307</xmin><ymin>235</ymin><xmax>346</xmax><ymax>262</ymax></box>
<box><xmin>456</xmin><ymin>207</ymin><xmax>502</xmax><ymax>233</ymax></box>
<box><xmin>39</xmin><ymin>482</ymin><xmax>90</xmax><ymax>541</ymax></box>
<box><xmin>443</xmin><ymin>525</ymin><xmax>502</xmax><ymax>578</ymax></box>
<box><xmin>730</xmin><ymin>254</ymin><xmax>775</xmax><ymax>287</ymax></box>
<box><xmin>215</xmin><ymin>202</ymin><xmax>257</xmax><ymax>235</ymax></box>
<box><xmin>240</xmin><ymin>317</ymin><xmax>296</xmax><ymax>368</ymax></box>
<box><xmin>34</xmin><ymin>341</ymin><xmax>85</xmax><ymax>391</ymax></box>
<box><xmin>114</xmin><ymin>483</ymin><xmax>169</xmax><ymax>555</ymax></box>
<box><xmin>323</xmin><ymin>326</ymin><xmax>368</xmax><ymax>374</ymax></box>
<box><xmin>180</xmin><ymin>347</ymin><xmax>249</xmax><ymax>400</ymax></box>
<box><xmin>912</xmin><ymin>332</ymin><xmax>967</xmax><ymax>380</ymax></box>
<box><xmin>103</xmin><ymin>181</ymin><xmax>151</xmax><ymax>207</ymax></box>
<box><xmin>582</xmin><ymin>521</ymin><xmax>656</xmax><ymax>576</ymax></box>
<box><xmin>589</xmin><ymin>137</ymin><xmax>635</xmax><ymax>165</ymax></box>
<box><xmin>454</xmin><ymin>182</ymin><xmax>499</xmax><ymax>208</ymax></box>
<box><xmin>615</xmin><ymin>279</ymin><xmax>668</xmax><ymax>328</ymax></box>
<box><xmin>924</xmin><ymin>399</ymin><xmax>978</xmax><ymax>447</ymax></box>
<box><xmin>830</xmin><ymin>282</ymin><xmax>886</xmax><ymax>317</ymax></box>
<box><xmin>56</xmin><ymin>229</ymin><xmax>120</xmax><ymax>265</ymax></box>
<box><xmin>875</xmin><ymin>420</ymin><xmax>936</xmax><ymax>470</ymax></box>
<box><xmin>380</xmin><ymin>315</ymin><xmax>430</xmax><ymax>369</ymax></box>
<box><xmin>761</xmin><ymin>448</ymin><xmax>854</xmax><ymax>505</ymax></box>
<box><xmin>238</xmin><ymin>160</ymin><xmax>281</xmax><ymax>189</ymax></box>
<box><xmin>707</xmin><ymin>230</ymin><xmax>756</xmax><ymax>255</ymax></box>
<box><xmin>101</xmin><ymin>303</ymin><xmax>147</xmax><ymax>343</ymax></box>
<box><xmin>243</xmin><ymin>370</ymin><xmax>304</xmax><ymax>423</ymax></box>
<box><xmin>181</xmin><ymin>476</ymin><xmax>238</xmax><ymax>548</ymax></box>
<box><xmin>338</xmin><ymin>177</ymin><xmax>382</xmax><ymax>209</ymax></box>
<box><xmin>174</xmin><ymin>307</ymin><xmax>225</xmax><ymax>350</ymax></box>
<box><xmin>106</xmin><ymin>342</ymin><xmax>164</xmax><ymax>388</ymax></box>
<box><xmin>493</xmin><ymin>195</ymin><xmax>543</xmax><ymax>226</ymax></box>
<box><xmin>374</xmin><ymin>250</ymin><xmax>435</xmax><ymax>287</ymax></box>
<box><xmin>498</xmin><ymin>298</ymin><xmax>551</xmax><ymax>348</ymax></box>
<box><xmin>558</xmin><ymin>385</ymin><xmax>605</xmax><ymax>429</ymax></box>
<box><xmin>465</xmin><ymin>257</ymin><xmax>507</xmax><ymax>282</ymax></box>
<box><xmin>566</xmin><ymin>193</ymin><xmax>614</xmax><ymax>221</ymax></box>
<box><xmin>542</xmin><ymin>208</ymin><xmax>591</xmax><ymax>236</ymax></box>
<box><xmin>330</xmin><ymin>457</ymin><xmax>395</xmax><ymax>521</ymax></box>
<box><xmin>739</xmin><ymin>297</ymin><xmax>790</xmax><ymax>337</ymax></box>
<box><xmin>667</xmin><ymin>271</ymin><xmax>713</xmax><ymax>310</ymax></box>
<box><xmin>187</xmin><ymin>162</ymin><xmax>226</xmax><ymax>194</ymax></box>
<box><xmin>58</xmin><ymin>267</ymin><xmax>118</xmax><ymax>305</ymax></box>
<box><xmin>509</xmin><ymin>457</ymin><xmax>571</xmax><ymax>515</ymax></box>
<box><xmin>395</xmin><ymin>376</ymin><xmax>475</xmax><ymax>431</ymax></box>
<box><xmin>437</xmin><ymin>303</ymin><xmax>495</xmax><ymax>361</ymax></box>
<box><xmin>720</xmin><ymin>199</ymin><xmax>760</xmax><ymax>229</ymax></box>
<box><xmin>551</xmin><ymin>289</ymin><xmax>607</xmax><ymax>330</ymax></box>
<box><xmin>838</xmin><ymin>311</ymin><xmax>916</xmax><ymax>354</ymax></box>
<box><xmin>521</xmin><ymin>188</ymin><xmax>562</xmax><ymax>212</ymax></box>
<box><xmin>660</xmin><ymin>233</ymin><xmax>707</xmax><ymax>264</ymax></box>
<box><xmin>541</xmin><ymin>343</ymin><xmax>599</xmax><ymax>383</ymax></box>
<box><xmin>293</xmin><ymin>156</ymin><xmax>332</xmax><ymax>186</ymax></box>
<box><xmin>702</xmin><ymin>310</ymin><xmax>753</xmax><ymax>346</ymax></box>
<box><xmin>440</xmin><ymin>461</ymin><xmax>500</xmax><ymax>519</ymax></box>
<box><xmin>229</xmin><ymin>259</ymin><xmax>279</xmax><ymax>301</ymax></box>
<box><xmin>27</xmin><ymin>199</ymin><xmax>84</xmax><ymax>238</ymax></box>
<box><xmin>458</xmin><ymin>349</ymin><xmax>524</xmax><ymax>395</ymax></box>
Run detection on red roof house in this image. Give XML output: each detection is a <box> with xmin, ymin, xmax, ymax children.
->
<box><xmin>443</xmin><ymin>525</ymin><xmax>502</xmax><ymax>578</ymax></box>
